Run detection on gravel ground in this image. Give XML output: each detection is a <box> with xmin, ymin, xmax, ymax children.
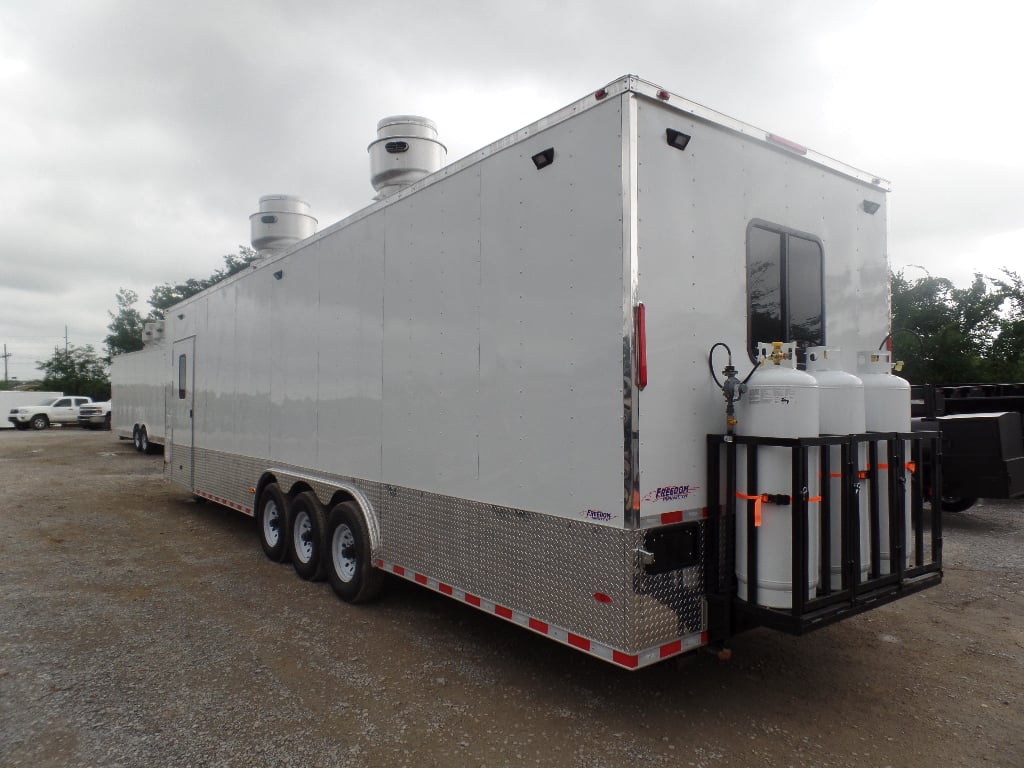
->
<box><xmin>1</xmin><ymin>429</ymin><xmax>1022</xmax><ymax>767</ymax></box>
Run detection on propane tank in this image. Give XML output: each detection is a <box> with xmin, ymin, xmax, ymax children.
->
<box><xmin>806</xmin><ymin>346</ymin><xmax>869</xmax><ymax>588</ymax></box>
<box><xmin>857</xmin><ymin>350</ymin><xmax>912</xmax><ymax>574</ymax></box>
<box><xmin>735</xmin><ymin>341</ymin><xmax>820</xmax><ymax>609</ymax></box>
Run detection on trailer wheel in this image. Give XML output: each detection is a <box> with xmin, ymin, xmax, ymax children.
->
<box><xmin>256</xmin><ymin>483</ymin><xmax>290</xmax><ymax>562</ymax></box>
<box><xmin>139</xmin><ymin>427</ymin><xmax>150</xmax><ymax>454</ymax></box>
<box><xmin>132</xmin><ymin>426</ymin><xmax>142</xmax><ymax>452</ymax></box>
<box><xmin>326</xmin><ymin>501</ymin><xmax>383</xmax><ymax>604</ymax></box>
<box><xmin>289</xmin><ymin>491</ymin><xmax>327</xmax><ymax>581</ymax></box>
<box><xmin>30</xmin><ymin>414</ymin><xmax>49</xmax><ymax>430</ymax></box>
<box><xmin>941</xmin><ymin>495</ymin><xmax>978</xmax><ymax>513</ymax></box>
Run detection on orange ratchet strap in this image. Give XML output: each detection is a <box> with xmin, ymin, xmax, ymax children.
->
<box><xmin>735</xmin><ymin>492</ymin><xmax>768</xmax><ymax>527</ymax></box>
<box><xmin>736</xmin><ymin>492</ymin><xmax>822</xmax><ymax>527</ymax></box>
<box><xmin>859</xmin><ymin>461</ymin><xmax>917</xmax><ymax>478</ymax></box>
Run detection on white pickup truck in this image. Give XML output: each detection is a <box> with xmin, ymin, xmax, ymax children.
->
<box><xmin>77</xmin><ymin>401</ymin><xmax>112</xmax><ymax>430</ymax></box>
<box><xmin>8</xmin><ymin>396</ymin><xmax>93</xmax><ymax>430</ymax></box>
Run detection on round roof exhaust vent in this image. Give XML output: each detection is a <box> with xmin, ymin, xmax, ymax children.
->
<box><xmin>250</xmin><ymin>195</ymin><xmax>317</xmax><ymax>256</ymax></box>
<box><xmin>368</xmin><ymin>115</ymin><xmax>446</xmax><ymax>199</ymax></box>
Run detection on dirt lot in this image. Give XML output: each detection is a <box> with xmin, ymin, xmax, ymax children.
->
<box><xmin>1</xmin><ymin>429</ymin><xmax>1022</xmax><ymax>767</ymax></box>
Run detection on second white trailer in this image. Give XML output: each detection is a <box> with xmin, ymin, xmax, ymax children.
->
<box><xmin>153</xmin><ymin>76</ymin><xmax>941</xmax><ymax>669</ymax></box>
<box><xmin>111</xmin><ymin>342</ymin><xmax>167</xmax><ymax>453</ymax></box>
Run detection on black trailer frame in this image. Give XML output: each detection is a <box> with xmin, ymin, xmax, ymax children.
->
<box><xmin>705</xmin><ymin>431</ymin><xmax>943</xmax><ymax>642</ymax></box>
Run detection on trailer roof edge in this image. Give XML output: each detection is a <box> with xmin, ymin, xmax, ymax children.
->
<box><xmin>171</xmin><ymin>75</ymin><xmax>890</xmax><ymax>313</ymax></box>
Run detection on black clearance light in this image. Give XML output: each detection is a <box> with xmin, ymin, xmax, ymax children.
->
<box><xmin>531</xmin><ymin>148</ymin><xmax>555</xmax><ymax>170</ymax></box>
<box><xmin>862</xmin><ymin>200</ymin><xmax>881</xmax><ymax>215</ymax></box>
<box><xmin>666</xmin><ymin>128</ymin><xmax>691</xmax><ymax>151</ymax></box>
<box><xmin>385</xmin><ymin>141</ymin><xmax>409</xmax><ymax>154</ymax></box>
<box><xmin>273</xmin><ymin>270</ymin><xmax>284</xmax><ymax>280</ymax></box>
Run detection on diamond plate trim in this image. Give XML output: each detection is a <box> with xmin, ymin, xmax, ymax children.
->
<box><xmin>180</xmin><ymin>445</ymin><xmax>707</xmax><ymax>653</ymax></box>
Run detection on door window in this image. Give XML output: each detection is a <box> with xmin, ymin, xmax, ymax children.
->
<box><xmin>178</xmin><ymin>354</ymin><xmax>187</xmax><ymax>399</ymax></box>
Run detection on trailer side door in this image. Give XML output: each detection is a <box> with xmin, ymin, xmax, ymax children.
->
<box><xmin>170</xmin><ymin>336</ymin><xmax>195</xmax><ymax>490</ymax></box>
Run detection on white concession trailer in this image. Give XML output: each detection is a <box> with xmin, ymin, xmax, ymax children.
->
<box><xmin>151</xmin><ymin>76</ymin><xmax>941</xmax><ymax>669</ymax></box>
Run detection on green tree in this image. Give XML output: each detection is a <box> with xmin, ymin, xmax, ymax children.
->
<box><xmin>105</xmin><ymin>288</ymin><xmax>146</xmax><ymax>357</ymax></box>
<box><xmin>36</xmin><ymin>344</ymin><xmax>110</xmax><ymax>401</ymax></box>
<box><xmin>148</xmin><ymin>245</ymin><xmax>260</xmax><ymax>319</ymax></box>
<box><xmin>891</xmin><ymin>268</ymin><xmax>1016</xmax><ymax>384</ymax></box>
<box><xmin>988</xmin><ymin>269</ymin><xmax>1024</xmax><ymax>381</ymax></box>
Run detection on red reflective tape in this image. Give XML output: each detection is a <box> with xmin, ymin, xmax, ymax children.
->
<box><xmin>567</xmin><ymin>633</ymin><xmax>590</xmax><ymax>650</ymax></box>
<box><xmin>465</xmin><ymin>594</ymin><xmax>481</xmax><ymax>607</ymax></box>
<box><xmin>528</xmin><ymin>618</ymin><xmax>549</xmax><ymax>633</ymax></box>
<box><xmin>613</xmin><ymin>650</ymin><xmax>639</xmax><ymax>668</ymax></box>
<box><xmin>374</xmin><ymin>559</ymin><xmax>384</xmax><ymax>568</ymax></box>
<box><xmin>414</xmin><ymin>573</ymin><xmax>428</xmax><ymax>585</ymax></box>
<box><xmin>700</xmin><ymin>631</ymin><xmax>709</xmax><ymax>644</ymax></box>
<box><xmin>439</xmin><ymin>583</ymin><xmax>453</xmax><ymax>595</ymax></box>
<box><xmin>660</xmin><ymin>510</ymin><xmax>683</xmax><ymax>524</ymax></box>
<box><xmin>495</xmin><ymin>605</ymin><xmax>513</xmax><ymax>619</ymax></box>
<box><xmin>700</xmin><ymin>507</ymin><xmax>710</xmax><ymax>518</ymax></box>
<box><xmin>660</xmin><ymin>640</ymin><xmax>682</xmax><ymax>658</ymax></box>
<box><xmin>393</xmin><ymin>565</ymin><xmax>406</xmax><ymax>576</ymax></box>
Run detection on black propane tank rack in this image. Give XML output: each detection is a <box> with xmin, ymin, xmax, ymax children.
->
<box><xmin>704</xmin><ymin>430</ymin><xmax>943</xmax><ymax>640</ymax></box>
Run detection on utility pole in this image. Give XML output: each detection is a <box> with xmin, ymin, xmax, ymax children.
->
<box><xmin>1</xmin><ymin>344</ymin><xmax>10</xmax><ymax>386</ymax></box>
<box><xmin>65</xmin><ymin>325</ymin><xmax>69</xmax><ymax>354</ymax></box>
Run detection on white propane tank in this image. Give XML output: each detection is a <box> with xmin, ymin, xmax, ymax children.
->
<box><xmin>857</xmin><ymin>349</ymin><xmax>912</xmax><ymax>573</ymax></box>
<box><xmin>806</xmin><ymin>346</ymin><xmax>869</xmax><ymax>588</ymax></box>
<box><xmin>735</xmin><ymin>341</ymin><xmax>820</xmax><ymax>609</ymax></box>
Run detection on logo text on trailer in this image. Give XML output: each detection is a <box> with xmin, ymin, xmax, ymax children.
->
<box><xmin>643</xmin><ymin>484</ymin><xmax>699</xmax><ymax>503</ymax></box>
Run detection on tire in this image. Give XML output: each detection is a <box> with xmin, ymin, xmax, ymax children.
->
<box><xmin>139</xmin><ymin>427</ymin><xmax>150</xmax><ymax>454</ymax></box>
<box><xmin>132</xmin><ymin>426</ymin><xmax>142</xmax><ymax>452</ymax></box>
<box><xmin>104</xmin><ymin>413</ymin><xmax>111</xmax><ymax>431</ymax></box>
<box><xmin>256</xmin><ymin>483</ymin><xmax>290</xmax><ymax>562</ymax></box>
<box><xmin>30</xmin><ymin>414</ymin><xmax>49</xmax><ymax>430</ymax></box>
<box><xmin>13</xmin><ymin>422</ymin><xmax>28</xmax><ymax>431</ymax></box>
<box><xmin>326</xmin><ymin>501</ymin><xmax>383</xmax><ymax>603</ymax></box>
<box><xmin>289</xmin><ymin>491</ymin><xmax>328</xmax><ymax>581</ymax></box>
<box><xmin>941</xmin><ymin>495</ymin><xmax>978</xmax><ymax>513</ymax></box>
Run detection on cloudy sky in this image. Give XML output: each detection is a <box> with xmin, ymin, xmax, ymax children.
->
<box><xmin>1</xmin><ymin>0</ymin><xmax>1021</xmax><ymax>381</ymax></box>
